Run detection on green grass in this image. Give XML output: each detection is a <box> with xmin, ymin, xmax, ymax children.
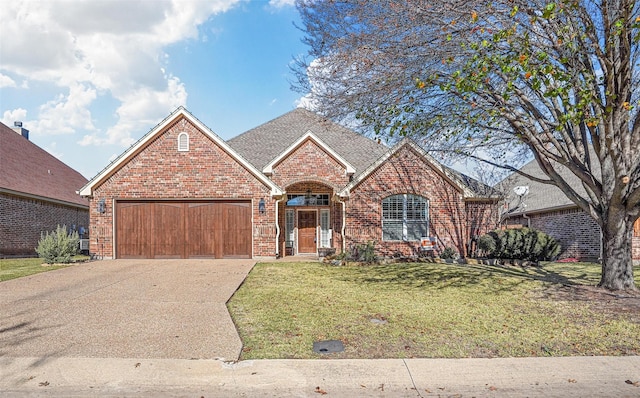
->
<box><xmin>228</xmin><ymin>261</ymin><xmax>640</xmax><ymax>359</ymax></box>
<box><xmin>0</xmin><ymin>256</ymin><xmax>89</xmax><ymax>282</ymax></box>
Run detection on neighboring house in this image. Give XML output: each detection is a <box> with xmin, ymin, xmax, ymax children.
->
<box><xmin>79</xmin><ymin>107</ymin><xmax>499</xmax><ymax>260</ymax></box>
<box><xmin>498</xmin><ymin>158</ymin><xmax>640</xmax><ymax>263</ymax></box>
<box><xmin>0</xmin><ymin>122</ymin><xmax>89</xmax><ymax>257</ymax></box>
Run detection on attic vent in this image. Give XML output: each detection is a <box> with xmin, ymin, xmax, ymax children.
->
<box><xmin>178</xmin><ymin>132</ymin><xmax>189</xmax><ymax>152</ymax></box>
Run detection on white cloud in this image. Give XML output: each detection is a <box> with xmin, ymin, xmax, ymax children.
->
<box><xmin>0</xmin><ymin>73</ymin><xmax>16</xmax><ymax>88</ymax></box>
<box><xmin>0</xmin><ymin>0</ymin><xmax>240</xmax><ymax>145</ymax></box>
<box><xmin>269</xmin><ymin>0</ymin><xmax>296</xmax><ymax>8</ymax></box>
<box><xmin>1</xmin><ymin>108</ymin><xmax>28</xmax><ymax>127</ymax></box>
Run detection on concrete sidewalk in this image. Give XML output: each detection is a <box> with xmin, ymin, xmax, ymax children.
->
<box><xmin>2</xmin><ymin>356</ymin><xmax>640</xmax><ymax>397</ymax></box>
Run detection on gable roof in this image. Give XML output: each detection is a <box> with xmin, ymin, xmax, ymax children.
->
<box><xmin>79</xmin><ymin>107</ymin><xmax>283</xmax><ymax>197</ymax></box>
<box><xmin>262</xmin><ymin>130</ymin><xmax>356</xmax><ymax>175</ymax></box>
<box><xmin>0</xmin><ymin>122</ymin><xmax>88</xmax><ymax>208</ymax></box>
<box><xmin>338</xmin><ymin>138</ymin><xmax>498</xmax><ymax>199</ymax></box>
<box><xmin>227</xmin><ymin>108</ymin><xmax>388</xmax><ymax>174</ymax></box>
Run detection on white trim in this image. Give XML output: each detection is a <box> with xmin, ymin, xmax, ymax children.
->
<box><xmin>79</xmin><ymin>107</ymin><xmax>283</xmax><ymax>197</ymax></box>
<box><xmin>262</xmin><ymin>131</ymin><xmax>355</xmax><ymax>175</ymax></box>
<box><xmin>177</xmin><ymin>132</ymin><xmax>189</xmax><ymax>151</ymax></box>
<box><xmin>337</xmin><ymin>138</ymin><xmax>476</xmax><ymax>198</ymax></box>
<box><xmin>320</xmin><ymin>208</ymin><xmax>331</xmax><ymax>248</ymax></box>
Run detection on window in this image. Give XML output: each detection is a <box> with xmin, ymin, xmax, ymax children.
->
<box><xmin>285</xmin><ymin>209</ymin><xmax>295</xmax><ymax>246</ymax></box>
<box><xmin>320</xmin><ymin>209</ymin><xmax>330</xmax><ymax>247</ymax></box>
<box><xmin>286</xmin><ymin>193</ymin><xmax>330</xmax><ymax>206</ymax></box>
<box><xmin>178</xmin><ymin>132</ymin><xmax>189</xmax><ymax>151</ymax></box>
<box><xmin>382</xmin><ymin>194</ymin><xmax>428</xmax><ymax>241</ymax></box>
<box><xmin>635</xmin><ymin>218</ymin><xmax>640</xmax><ymax>237</ymax></box>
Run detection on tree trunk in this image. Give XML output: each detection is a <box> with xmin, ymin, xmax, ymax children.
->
<box><xmin>599</xmin><ymin>207</ymin><xmax>636</xmax><ymax>291</ymax></box>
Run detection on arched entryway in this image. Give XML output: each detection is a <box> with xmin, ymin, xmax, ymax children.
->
<box><xmin>278</xmin><ymin>181</ymin><xmax>341</xmax><ymax>257</ymax></box>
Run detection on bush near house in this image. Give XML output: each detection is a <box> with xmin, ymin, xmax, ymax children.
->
<box><xmin>36</xmin><ymin>225</ymin><xmax>80</xmax><ymax>264</ymax></box>
<box><xmin>478</xmin><ymin>228</ymin><xmax>561</xmax><ymax>261</ymax></box>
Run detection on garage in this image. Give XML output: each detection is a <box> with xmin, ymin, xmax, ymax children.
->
<box><xmin>115</xmin><ymin>201</ymin><xmax>251</xmax><ymax>259</ymax></box>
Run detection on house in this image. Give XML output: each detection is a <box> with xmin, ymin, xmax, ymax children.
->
<box><xmin>0</xmin><ymin>122</ymin><xmax>89</xmax><ymax>257</ymax></box>
<box><xmin>79</xmin><ymin>107</ymin><xmax>499</xmax><ymax>260</ymax></box>
<box><xmin>498</xmin><ymin>158</ymin><xmax>640</xmax><ymax>263</ymax></box>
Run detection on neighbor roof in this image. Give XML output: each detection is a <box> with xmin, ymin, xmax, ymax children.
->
<box><xmin>0</xmin><ymin>122</ymin><xmax>88</xmax><ymax>208</ymax></box>
<box><xmin>497</xmin><ymin>157</ymin><xmax>587</xmax><ymax>215</ymax></box>
<box><xmin>227</xmin><ymin>108</ymin><xmax>388</xmax><ymax>174</ymax></box>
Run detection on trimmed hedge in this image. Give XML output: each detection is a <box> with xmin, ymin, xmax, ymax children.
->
<box><xmin>477</xmin><ymin>228</ymin><xmax>560</xmax><ymax>261</ymax></box>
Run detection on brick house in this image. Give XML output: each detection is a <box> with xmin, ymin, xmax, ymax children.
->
<box><xmin>79</xmin><ymin>107</ymin><xmax>499</xmax><ymax>260</ymax></box>
<box><xmin>0</xmin><ymin>122</ymin><xmax>89</xmax><ymax>257</ymax></box>
<box><xmin>498</xmin><ymin>158</ymin><xmax>640</xmax><ymax>263</ymax></box>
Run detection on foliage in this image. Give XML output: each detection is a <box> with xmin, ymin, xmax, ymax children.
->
<box><xmin>440</xmin><ymin>246</ymin><xmax>459</xmax><ymax>260</ymax></box>
<box><xmin>347</xmin><ymin>241</ymin><xmax>378</xmax><ymax>263</ymax></box>
<box><xmin>293</xmin><ymin>0</ymin><xmax>640</xmax><ymax>290</ymax></box>
<box><xmin>478</xmin><ymin>228</ymin><xmax>561</xmax><ymax>261</ymax></box>
<box><xmin>36</xmin><ymin>225</ymin><xmax>80</xmax><ymax>264</ymax></box>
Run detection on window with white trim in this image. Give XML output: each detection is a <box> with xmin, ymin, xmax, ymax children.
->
<box><xmin>178</xmin><ymin>132</ymin><xmax>189</xmax><ymax>151</ymax></box>
<box><xmin>285</xmin><ymin>209</ymin><xmax>295</xmax><ymax>247</ymax></box>
<box><xmin>320</xmin><ymin>209</ymin><xmax>330</xmax><ymax>247</ymax></box>
<box><xmin>382</xmin><ymin>194</ymin><xmax>428</xmax><ymax>241</ymax></box>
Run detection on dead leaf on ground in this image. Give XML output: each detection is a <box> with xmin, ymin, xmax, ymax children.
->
<box><xmin>568</xmin><ymin>379</ymin><xmax>577</xmax><ymax>383</ymax></box>
<box><xmin>314</xmin><ymin>386</ymin><xmax>327</xmax><ymax>395</ymax></box>
<box><xmin>625</xmin><ymin>379</ymin><xmax>640</xmax><ymax>387</ymax></box>
<box><xmin>488</xmin><ymin>385</ymin><xmax>498</xmax><ymax>391</ymax></box>
<box><xmin>39</xmin><ymin>381</ymin><xmax>49</xmax><ymax>387</ymax></box>
<box><xmin>134</xmin><ymin>362</ymin><xmax>141</xmax><ymax>368</ymax></box>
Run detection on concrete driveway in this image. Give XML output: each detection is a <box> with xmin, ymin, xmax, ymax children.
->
<box><xmin>0</xmin><ymin>259</ymin><xmax>255</xmax><ymax>361</ymax></box>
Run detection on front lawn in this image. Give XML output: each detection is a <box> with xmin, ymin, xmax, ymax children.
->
<box><xmin>228</xmin><ymin>261</ymin><xmax>640</xmax><ymax>359</ymax></box>
<box><xmin>0</xmin><ymin>256</ymin><xmax>89</xmax><ymax>282</ymax></box>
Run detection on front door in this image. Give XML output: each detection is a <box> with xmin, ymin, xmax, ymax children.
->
<box><xmin>298</xmin><ymin>211</ymin><xmax>317</xmax><ymax>254</ymax></box>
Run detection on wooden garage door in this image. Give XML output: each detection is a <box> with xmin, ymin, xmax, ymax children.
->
<box><xmin>116</xmin><ymin>201</ymin><xmax>251</xmax><ymax>259</ymax></box>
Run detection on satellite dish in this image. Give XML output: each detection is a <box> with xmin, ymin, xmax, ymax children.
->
<box><xmin>513</xmin><ymin>185</ymin><xmax>529</xmax><ymax>196</ymax></box>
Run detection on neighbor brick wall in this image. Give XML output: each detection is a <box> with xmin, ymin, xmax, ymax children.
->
<box><xmin>270</xmin><ymin>139</ymin><xmax>349</xmax><ymax>189</ymax></box>
<box><xmin>506</xmin><ymin>207</ymin><xmax>602</xmax><ymax>261</ymax></box>
<box><xmin>88</xmin><ymin>116</ymin><xmax>275</xmax><ymax>259</ymax></box>
<box><xmin>1</xmin><ymin>192</ymin><xmax>89</xmax><ymax>257</ymax></box>
<box><xmin>345</xmin><ymin>145</ymin><xmax>477</xmax><ymax>258</ymax></box>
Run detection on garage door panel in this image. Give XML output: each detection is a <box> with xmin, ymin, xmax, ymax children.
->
<box><xmin>187</xmin><ymin>203</ymin><xmax>217</xmax><ymax>258</ymax></box>
<box><xmin>116</xmin><ymin>202</ymin><xmax>152</xmax><ymax>258</ymax></box>
<box><xmin>220</xmin><ymin>202</ymin><xmax>251</xmax><ymax>259</ymax></box>
<box><xmin>116</xmin><ymin>200</ymin><xmax>251</xmax><ymax>259</ymax></box>
<box><xmin>152</xmin><ymin>203</ymin><xmax>184</xmax><ymax>259</ymax></box>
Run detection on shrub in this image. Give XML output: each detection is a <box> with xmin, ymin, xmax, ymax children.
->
<box><xmin>347</xmin><ymin>241</ymin><xmax>378</xmax><ymax>263</ymax></box>
<box><xmin>477</xmin><ymin>228</ymin><xmax>561</xmax><ymax>261</ymax></box>
<box><xmin>440</xmin><ymin>246</ymin><xmax>458</xmax><ymax>260</ymax></box>
<box><xmin>36</xmin><ymin>225</ymin><xmax>79</xmax><ymax>264</ymax></box>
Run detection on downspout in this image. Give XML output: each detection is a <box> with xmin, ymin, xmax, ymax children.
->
<box><xmin>274</xmin><ymin>195</ymin><xmax>285</xmax><ymax>258</ymax></box>
<box><xmin>335</xmin><ymin>195</ymin><xmax>347</xmax><ymax>253</ymax></box>
<box><xmin>522</xmin><ymin>212</ymin><xmax>530</xmax><ymax>228</ymax></box>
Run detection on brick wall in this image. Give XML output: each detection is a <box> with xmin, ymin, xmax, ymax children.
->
<box><xmin>88</xmin><ymin>116</ymin><xmax>275</xmax><ymax>259</ymax></box>
<box><xmin>345</xmin><ymin>145</ymin><xmax>486</xmax><ymax>258</ymax></box>
<box><xmin>506</xmin><ymin>208</ymin><xmax>602</xmax><ymax>261</ymax></box>
<box><xmin>270</xmin><ymin>139</ymin><xmax>349</xmax><ymax>189</ymax></box>
<box><xmin>1</xmin><ymin>192</ymin><xmax>89</xmax><ymax>257</ymax></box>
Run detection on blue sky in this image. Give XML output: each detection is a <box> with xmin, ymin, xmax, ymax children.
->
<box><xmin>0</xmin><ymin>0</ymin><xmax>307</xmax><ymax>179</ymax></box>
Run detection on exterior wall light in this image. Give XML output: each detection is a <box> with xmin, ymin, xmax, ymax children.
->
<box><xmin>97</xmin><ymin>198</ymin><xmax>106</xmax><ymax>214</ymax></box>
<box><xmin>259</xmin><ymin>198</ymin><xmax>266</xmax><ymax>214</ymax></box>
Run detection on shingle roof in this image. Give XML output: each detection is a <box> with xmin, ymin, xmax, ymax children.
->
<box><xmin>497</xmin><ymin>157</ymin><xmax>588</xmax><ymax>215</ymax></box>
<box><xmin>0</xmin><ymin>122</ymin><xmax>89</xmax><ymax>207</ymax></box>
<box><xmin>227</xmin><ymin>108</ymin><xmax>388</xmax><ymax>174</ymax></box>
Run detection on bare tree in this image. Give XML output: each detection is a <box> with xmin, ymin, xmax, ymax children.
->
<box><xmin>293</xmin><ymin>0</ymin><xmax>640</xmax><ymax>290</ymax></box>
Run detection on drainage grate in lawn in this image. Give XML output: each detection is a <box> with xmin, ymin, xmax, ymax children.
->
<box><xmin>313</xmin><ymin>340</ymin><xmax>344</xmax><ymax>354</ymax></box>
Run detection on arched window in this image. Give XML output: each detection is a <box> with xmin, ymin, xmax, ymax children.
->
<box><xmin>382</xmin><ymin>194</ymin><xmax>429</xmax><ymax>241</ymax></box>
<box><xmin>177</xmin><ymin>132</ymin><xmax>189</xmax><ymax>152</ymax></box>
